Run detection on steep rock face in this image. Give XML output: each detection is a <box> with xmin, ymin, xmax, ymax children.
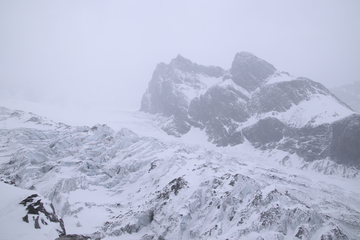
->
<box><xmin>230</xmin><ymin>51</ymin><xmax>276</xmax><ymax>92</ymax></box>
<box><xmin>141</xmin><ymin>55</ymin><xmax>224</xmax><ymax>136</ymax></box>
<box><xmin>244</xmin><ymin>114</ymin><xmax>360</xmax><ymax>169</ymax></box>
<box><xmin>248</xmin><ymin>78</ymin><xmax>331</xmax><ymax>114</ymax></box>
<box><xmin>242</xmin><ymin>117</ymin><xmax>286</xmax><ymax>148</ymax></box>
<box><xmin>330</xmin><ymin>114</ymin><xmax>360</xmax><ymax>167</ymax></box>
<box><xmin>189</xmin><ymin>84</ymin><xmax>250</xmax><ymax>125</ymax></box>
<box><xmin>189</xmin><ymin>84</ymin><xmax>249</xmax><ymax>146</ymax></box>
<box><xmin>140</xmin><ymin>52</ymin><xmax>360</xmax><ymax>169</ymax></box>
<box><xmin>280</xmin><ymin>124</ymin><xmax>332</xmax><ymax>162</ymax></box>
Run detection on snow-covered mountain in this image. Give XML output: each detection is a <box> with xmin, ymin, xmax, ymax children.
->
<box><xmin>141</xmin><ymin>52</ymin><xmax>360</xmax><ymax>169</ymax></box>
<box><xmin>0</xmin><ymin>103</ymin><xmax>359</xmax><ymax>239</ymax></box>
<box><xmin>1</xmin><ymin>52</ymin><xmax>360</xmax><ymax>239</ymax></box>
<box><xmin>331</xmin><ymin>81</ymin><xmax>360</xmax><ymax>113</ymax></box>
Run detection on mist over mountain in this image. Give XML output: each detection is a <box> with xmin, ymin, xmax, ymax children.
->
<box><xmin>1</xmin><ymin>52</ymin><xmax>360</xmax><ymax>239</ymax></box>
<box><xmin>331</xmin><ymin>81</ymin><xmax>360</xmax><ymax>113</ymax></box>
<box><xmin>141</xmin><ymin>52</ymin><xmax>359</xmax><ymax>168</ymax></box>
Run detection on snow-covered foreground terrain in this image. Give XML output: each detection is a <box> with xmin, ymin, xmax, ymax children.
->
<box><xmin>0</xmin><ymin>100</ymin><xmax>359</xmax><ymax>239</ymax></box>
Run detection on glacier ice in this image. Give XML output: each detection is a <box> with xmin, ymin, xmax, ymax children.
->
<box><xmin>0</xmin><ymin>106</ymin><xmax>359</xmax><ymax>239</ymax></box>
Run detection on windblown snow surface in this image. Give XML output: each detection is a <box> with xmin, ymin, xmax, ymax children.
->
<box><xmin>0</xmin><ymin>100</ymin><xmax>359</xmax><ymax>239</ymax></box>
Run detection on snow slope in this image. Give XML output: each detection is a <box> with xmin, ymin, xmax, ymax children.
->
<box><xmin>0</xmin><ymin>181</ymin><xmax>64</xmax><ymax>240</ymax></box>
<box><xmin>252</xmin><ymin>93</ymin><xmax>354</xmax><ymax>128</ymax></box>
<box><xmin>265</xmin><ymin>71</ymin><xmax>295</xmax><ymax>85</ymax></box>
<box><xmin>0</xmin><ymin>102</ymin><xmax>359</xmax><ymax>239</ymax></box>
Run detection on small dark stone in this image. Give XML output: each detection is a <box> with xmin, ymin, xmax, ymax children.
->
<box><xmin>22</xmin><ymin>214</ymin><xmax>29</xmax><ymax>223</ymax></box>
<box><xmin>41</xmin><ymin>218</ymin><xmax>48</xmax><ymax>225</ymax></box>
<box><xmin>34</xmin><ymin>216</ymin><xmax>40</xmax><ymax>229</ymax></box>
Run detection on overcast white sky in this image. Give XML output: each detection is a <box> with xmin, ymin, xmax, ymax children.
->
<box><xmin>1</xmin><ymin>0</ymin><xmax>360</xmax><ymax>110</ymax></box>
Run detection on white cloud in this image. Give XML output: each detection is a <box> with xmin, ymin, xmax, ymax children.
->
<box><xmin>1</xmin><ymin>0</ymin><xmax>360</xmax><ymax>110</ymax></box>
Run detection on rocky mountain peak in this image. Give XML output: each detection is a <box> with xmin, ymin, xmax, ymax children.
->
<box><xmin>233</xmin><ymin>51</ymin><xmax>258</xmax><ymax>61</ymax></box>
<box><xmin>167</xmin><ymin>54</ymin><xmax>225</xmax><ymax>77</ymax></box>
<box><xmin>230</xmin><ymin>51</ymin><xmax>277</xmax><ymax>91</ymax></box>
<box><xmin>141</xmin><ymin>52</ymin><xmax>359</xmax><ymax>169</ymax></box>
<box><xmin>169</xmin><ymin>54</ymin><xmax>193</xmax><ymax>68</ymax></box>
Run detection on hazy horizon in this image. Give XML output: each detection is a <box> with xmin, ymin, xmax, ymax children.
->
<box><xmin>1</xmin><ymin>1</ymin><xmax>360</xmax><ymax>110</ymax></box>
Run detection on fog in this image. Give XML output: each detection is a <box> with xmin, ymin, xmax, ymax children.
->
<box><xmin>1</xmin><ymin>0</ymin><xmax>360</xmax><ymax>110</ymax></box>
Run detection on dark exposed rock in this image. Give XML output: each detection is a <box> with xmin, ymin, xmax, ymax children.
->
<box><xmin>276</xmin><ymin>114</ymin><xmax>360</xmax><ymax>168</ymax></box>
<box><xmin>148</xmin><ymin>161</ymin><xmax>157</xmax><ymax>172</ymax></box>
<box><xmin>34</xmin><ymin>216</ymin><xmax>41</xmax><ymax>229</ymax></box>
<box><xmin>157</xmin><ymin>177</ymin><xmax>188</xmax><ymax>200</ymax></box>
<box><xmin>203</xmin><ymin>116</ymin><xmax>244</xmax><ymax>147</ymax></box>
<box><xmin>161</xmin><ymin>115</ymin><xmax>191</xmax><ymax>137</ymax></box>
<box><xmin>230</xmin><ymin>52</ymin><xmax>276</xmax><ymax>92</ymax></box>
<box><xmin>189</xmin><ymin>85</ymin><xmax>250</xmax><ymax>124</ymax></box>
<box><xmin>19</xmin><ymin>194</ymin><xmax>66</xmax><ymax>236</ymax></box>
<box><xmin>20</xmin><ymin>194</ymin><xmax>38</xmax><ymax>206</ymax></box>
<box><xmin>188</xmin><ymin>84</ymin><xmax>248</xmax><ymax>146</ymax></box>
<box><xmin>22</xmin><ymin>214</ymin><xmax>29</xmax><ymax>223</ymax></box>
<box><xmin>280</xmin><ymin>124</ymin><xmax>332</xmax><ymax>162</ymax></box>
<box><xmin>141</xmin><ymin>55</ymin><xmax>224</xmax><ymax>137</ymax></box>
<box><xmin>55</xmin><ymin>234</ymin><xmax>91</xmax><ymax>240</ymax></box>
<box><xmin>330</xmin><ymin>114</ymin><xmax>360</xmax><ymax>168</ymax></box>
<box><xmin>243</xmin><ymin>117</ymin><xmax>286</xmax><ymax>148</ymax></box>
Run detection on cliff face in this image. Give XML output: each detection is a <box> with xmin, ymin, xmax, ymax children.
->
<box><xmin>141</xmin><ymin>52</ymin><xmax>359</xmax><ymax>168</ymax></box>
<box><xmin>140</xmin><ymin>54</ymin><xmax>225</xmax><ymax>136</ymax></box>
<box><xmin>230</xmin><ymin>51</ymin><xmax>276</xmax><ymax>91</ymax></box>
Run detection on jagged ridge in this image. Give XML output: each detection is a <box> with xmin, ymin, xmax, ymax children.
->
<box><xmin>140</xmin><ymin>52</ymin><xmax>359</xmax><ymax>169</ymax></box>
